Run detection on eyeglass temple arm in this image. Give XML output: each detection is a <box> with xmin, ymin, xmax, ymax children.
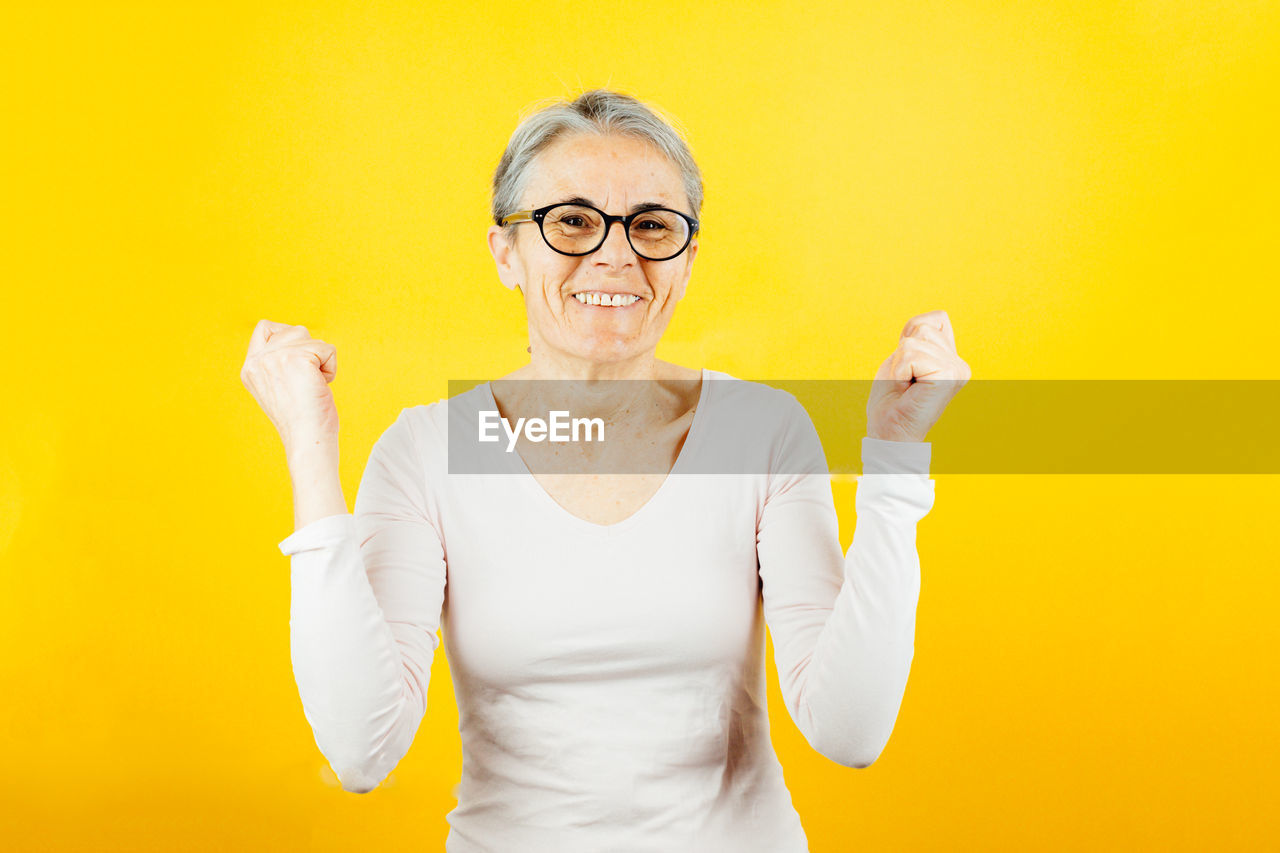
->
<box><xmin>498</xmin><ymin>211</ymin><xmax>534</xmax><ymax>226</ymax></box>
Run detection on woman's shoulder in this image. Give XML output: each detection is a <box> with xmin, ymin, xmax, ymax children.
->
<box><xmin>685</xmin><ymin>367</ymin><xmax>822</xmax><ymax>476</ymax></box>
<box><xmin>376</xmin><ymin>381</ymin><xmax>493</xmax><ymax>457</ymax></box>
<box><xmin>700</xmin><ymin>367</ymin><xmax>808</xmax><ymax>420</ymax></box>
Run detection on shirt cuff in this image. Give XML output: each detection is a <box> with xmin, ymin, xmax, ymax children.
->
<box><xmin>278</xmin><ymin>513</ymin><xmax>356</xmax><ymax>556</ymax></box>
<box><xmin>861</xmin><ymin>436</ymin><xmax>932</xmax><ymax>475</ymax></box>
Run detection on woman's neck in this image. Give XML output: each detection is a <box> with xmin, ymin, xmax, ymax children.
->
<box><xmin>496</xmin><ymin>349</ymin><xmax>698</xmax><ymax>426</ymax></box>
<box><xmin>522</xmin><ymin>347</ymin><xmax>657</xmax><ymax>382</ymax></box>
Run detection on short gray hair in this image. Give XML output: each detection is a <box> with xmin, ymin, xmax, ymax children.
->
<box><xmin>491</xmin><ymin>89</ymin><xmax>704</xmax><ymax>233</ymax></box>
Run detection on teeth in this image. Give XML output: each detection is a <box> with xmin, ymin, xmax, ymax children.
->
<box><xmin>573</xmin><ymin>293</ymin><xmax>640</xmax><ymax>307</ymax></box>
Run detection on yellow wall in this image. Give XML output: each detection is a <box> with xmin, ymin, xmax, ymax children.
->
<box><xmin>2</xmin><ymin>1</ymin><xmax>1277</xmax><ymax>849</ymax></box>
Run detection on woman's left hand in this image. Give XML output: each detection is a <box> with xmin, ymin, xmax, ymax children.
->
<box><xmin>866</xmin><ymin>309</ymin><xmax>971</xmax><ymax>443</ymax></box>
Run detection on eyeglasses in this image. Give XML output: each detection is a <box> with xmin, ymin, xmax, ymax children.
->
<box><xmin>499</xmin><ymin>202</ymin><xmax>699</xmax><ymax>262</ymax></box>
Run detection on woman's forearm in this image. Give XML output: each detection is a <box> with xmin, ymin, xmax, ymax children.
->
<box><xmin>278</xmin><ymin>410</ymin><xmax>445</xmax><ymax>794</ymax></box>
<box><xmin>798</xmin><ymin>469</ymin><xmax>933</xmax><ymax>766</ymax></box>
<box><xmin>287</xmin><ymin>440</ymin><xmax>348</xmax><ymax>530</ymax></box>
<box><xmin>758</xmin><ymin>429</ymin><xmax>935</xmax><ymax>769</ymax></box>
<box><xmin>281</xmin><ymin>513</ymin><xmax>421</xmax><ymax>793</ymax></box>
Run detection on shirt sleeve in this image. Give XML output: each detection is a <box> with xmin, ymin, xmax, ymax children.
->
<box><xmin>756</xmin><ymin>397</ymin><xmax>935</xmax><ymax>768</ymax></box>
<box><xmin>278</xmin><ymin>407</ymin><xmax>447</xmax><ymax>793</ymax></box>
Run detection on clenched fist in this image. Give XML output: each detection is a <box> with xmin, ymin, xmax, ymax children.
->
<box><xmin>240</xmin><ymin>319</ymin><xmax>340</xmax><ymax>457</ymax></box>
<box><xmin>866</xmin><ymin>309</ymin><xmax>970</xmax><ymax>443</ymax></box>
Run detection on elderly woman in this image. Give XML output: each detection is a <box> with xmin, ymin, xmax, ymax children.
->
<box><xmin>242</xmin><ymin>90</ymin><xmax>969</xmax><ymax>852</ymax></box>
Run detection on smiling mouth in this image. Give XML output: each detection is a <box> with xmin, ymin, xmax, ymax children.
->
<box><xmin>572</xmin><ymin>292</ymin><xmax>643</xmax><ymax>307</ymax></box>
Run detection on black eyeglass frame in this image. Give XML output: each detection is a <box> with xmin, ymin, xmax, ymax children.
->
<box><xmin>499</xmin><ymin>202</ymin><xmax>700</xmax><ymax>262</ymax></box>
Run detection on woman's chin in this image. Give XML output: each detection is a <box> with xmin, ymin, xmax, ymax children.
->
<box><xmin>549</xmin><ymin>323</ymin><xmax>643</xmax><ymax>359</ymax></box>
<box><xmin>560</xmin><ymin>336</ymin><xmax>645</xmax><ymax>366</ymax></box>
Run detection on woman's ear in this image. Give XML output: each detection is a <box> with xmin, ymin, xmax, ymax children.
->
<box><xmin>487</xmin><ymin>225</ymin><xmax>521</xmax><ymax>291</ymax></box>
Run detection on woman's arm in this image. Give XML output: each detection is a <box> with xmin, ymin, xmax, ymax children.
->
<box><xmin>279</xmin><ymin>407</ymin><xmax>447</xmax><ymax>793</ymax></box>
<box><xmin>756</xmin><ymin>396</ymin><xmax>934</xmax><ymax>768</ymax></box>
<box><xmin>286</xmin><ymin>438</ymin><xmax>348</xmax><ymax>532</ymax></box>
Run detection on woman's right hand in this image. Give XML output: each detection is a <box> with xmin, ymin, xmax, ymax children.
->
<box><xmin>241</xmin><ymin>319</ymin><xmax>340</xmax><ymax>458</ymax></box>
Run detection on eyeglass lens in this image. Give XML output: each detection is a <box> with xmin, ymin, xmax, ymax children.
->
<box><xmin>541</xmin><ymin>204</ymin><xmax>690</xmax><ymax>260</ymax></box>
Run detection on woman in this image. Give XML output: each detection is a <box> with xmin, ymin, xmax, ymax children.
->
<box><xmin>241</xmin><ymin>89</ymin><xmax>969</xmax><ymax>852</ymax></box>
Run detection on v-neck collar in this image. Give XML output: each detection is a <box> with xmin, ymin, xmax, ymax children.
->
<box><xmin>481</xmin><ymin>367</ymin><xmax>713</xmax><ymax>537</ymax></box>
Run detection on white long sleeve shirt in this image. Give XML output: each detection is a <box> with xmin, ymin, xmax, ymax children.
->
<box><xmin>279</xmin><ymin>369</ymin><xmax>935</xmax><ymax>852</ymax></box>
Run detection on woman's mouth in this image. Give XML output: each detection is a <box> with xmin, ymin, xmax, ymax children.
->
<box><xmin>572</xmin><ymin>292</ymin><xmax>643</xmax><ymax>308</ymax></box>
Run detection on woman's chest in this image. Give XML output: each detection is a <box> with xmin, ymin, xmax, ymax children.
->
<box><xmin>527</xmin><ymin>472</ymin><xmax>667</xmax><ymax>526</ymax></box>
<box><xmin>436</xmin><ymin>476</ymin><xmax>764</xmax><ymax>687</ymax></box>
<box><xmin>514</xmin><ymin>424</ymin><xmax>691</xmax><ymax>527</ymax></box>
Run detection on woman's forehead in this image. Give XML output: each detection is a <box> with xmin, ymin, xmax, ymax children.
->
<box><xmin>523</xmin><ymin>133</ymin><xmax>686</xmax><ymax>209</ymax></box>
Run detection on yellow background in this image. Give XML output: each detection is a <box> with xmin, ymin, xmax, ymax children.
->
<box><xmin>3</xmin><ymin>0</ymin><xmax>1277</xmax><ymax>849</ymax></box>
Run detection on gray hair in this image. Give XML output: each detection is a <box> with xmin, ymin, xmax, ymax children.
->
<box><xmin>491</xmin><ymin>89</ymin><xmax>704</xmax><ymax>234</ymax></box>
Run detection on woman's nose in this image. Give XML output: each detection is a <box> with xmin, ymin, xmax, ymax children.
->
<box><xmin>593</xmin><ymin>220</ymin><xmax>636</xmax><ymax>266</ymax></box>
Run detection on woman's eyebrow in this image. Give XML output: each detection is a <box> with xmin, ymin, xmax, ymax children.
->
<box><xmin>556</xmin><ymin>195</ymin><xmax>598</xmax><ymax>208</ymax></box>
<box><xmin>555</xmin><ymin>196</ymin><xmax>673</xmax><ymax>214</ymax></box>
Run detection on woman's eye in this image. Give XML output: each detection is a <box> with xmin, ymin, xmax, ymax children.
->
<box><xmin>561</xmin><ymin>216</ymin><xmax>586</xmax><ymax>227</ymax></box>
<box><xmin>635</xmin><ymin>219</ymin><xmax>667</xmax><ymax>231</ymax></box>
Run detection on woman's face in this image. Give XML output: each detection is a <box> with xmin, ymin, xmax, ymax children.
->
<box><xmin>488</xmin><ymin>133</ymin><xmax>698</xmax><ymax>368</ymax></box>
